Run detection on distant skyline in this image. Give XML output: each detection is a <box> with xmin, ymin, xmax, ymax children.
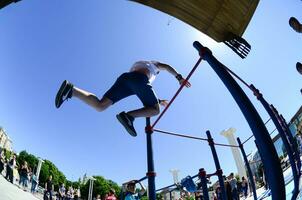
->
<box><xmin>0</xmin><ymin>0</ymin><xmax>301</xmax><ymax>188</ymax></box>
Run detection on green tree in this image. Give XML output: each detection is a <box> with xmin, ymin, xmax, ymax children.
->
<box><xmin>39</xmin><ymin>162</ymin><xmax>50</xmax><ymax>187</ymax></box>
<box><xmin>39</xmin><ymin>160</ymin><xmax>67</xmax><ymax>191</ymax></box>
<box><xmin>3</xmin><ymin>149</ymin><xmax>12</xmax><ymax>161</ymax></box>
<box><xmin>17</xmin><ymin>150</ymin><xmax>38</xmax><ymax>172</ymax></box>
<box><xmin>81</xmin><ymin>176</ymin><xmax>121</xmax><ymax>199</ymax></box>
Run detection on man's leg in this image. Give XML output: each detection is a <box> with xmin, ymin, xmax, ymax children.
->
<box><xmin>127</xmin><ymin>104</ymin><xmax>160</xmax><ymax>118</ymax></box>
<box><xmin>49</xmin><ymin>191</ymin><xmax>52</xmax><ymax>200</ymax></box>
<box><xmin>55</xmin><ymin>80</ymin><xmax>113</xmax><ymax>110</ymax></box>
<box><xmin>9</xmin><ymin>169</ymin><xmax>13</xmax><ymax>183</ymax></box>
<box><xmin>116</xmin><ymin>74</ymin><xmax>160</xmax><ymax>136</ymax></box>
<box><xmin>5</xmin><ymin>167</ymin><xmax>9</xmax><ymax>179</ymax></box>
<box><xmin>72</xmin><ymin>87</ymin><xmax>113</xmax><ymax>112</ymax></box>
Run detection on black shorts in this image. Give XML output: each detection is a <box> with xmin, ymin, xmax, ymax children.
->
<box><xmin>104</xmin><ymin>72</ymin><xmax>159</xmax><ymax>106</ymax></box>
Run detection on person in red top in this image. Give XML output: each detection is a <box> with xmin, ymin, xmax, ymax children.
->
<box><xmin>105</xmin><ymin>189</ymin><xmax>117</xmax><ymax>200</ymax></box>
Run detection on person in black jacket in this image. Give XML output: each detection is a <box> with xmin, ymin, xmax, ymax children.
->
<box><xmin>44</xmin><ymin>175</ymin><xmax>54</xmax><ymax>200</ymax></box>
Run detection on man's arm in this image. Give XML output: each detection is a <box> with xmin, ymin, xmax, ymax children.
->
<box><xmin>156</xmin><ymin>62</ymin><xmax>191</xmax><ymax>88</ymax></box>
<box><xmin>156</xmin><ymin>62</ymin><xmax>178</xmax><ymax>76</ymax></box>
<box><xmin>137</xmin><ymin>182</ymin><xmax>146</xmax><ymax>196</ymax></box>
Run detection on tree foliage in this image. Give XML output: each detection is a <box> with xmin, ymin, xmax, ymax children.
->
<box><xmin>17</xmin><ymin>150</ymin><xmax>38</xmax><ymax>172</ymax></box>
<box><xmin>39</xmin><ymin>160</ymin><xmax>67</xmax><ymax>191</ymax></box>
<box><xmin>15</xmin><ymin>150</ymin><xmax>66</xmax><ymax>191</ymax></box>
<box><xmin>10</xmin><ymin>149</ymin><xmax>122</xmax><ymax>198</ymax></box>
<box><xmin>81</xmin><ymin>176</ymin><xmax>121</xmax><ymax>199</ymax></box>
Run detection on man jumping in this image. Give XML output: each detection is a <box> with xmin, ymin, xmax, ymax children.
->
<box><xmin>55</xmin><ymin>61</ymin><xmax>190</xmax><ymax>136</ymax></box>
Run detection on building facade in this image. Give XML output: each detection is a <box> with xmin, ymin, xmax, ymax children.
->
<box><xmin>248</xmin><ymin>106</ymin><xmax>302</xmax><ymax>179</ymax></box>
<box><xmin>289</xmin><ymin>106</ymin><xmax>302</xmax><ymax>137</ymax></box>
<box><xmin>0</xmin><ymin>127</ymin><xmax>13</xmax><ymax>151</ymax></box>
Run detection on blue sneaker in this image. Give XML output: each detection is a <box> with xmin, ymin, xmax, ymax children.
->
<box><xmin>116</xmin><ymin>112</ymin><xmax>137</xmax><ymax>137</ymax></box>
<box><xmin>55</xmin><ymin>80</ymin><xmax>73</xmax><ymax>108</ymax></box>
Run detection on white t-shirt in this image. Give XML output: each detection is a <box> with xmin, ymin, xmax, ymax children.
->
<box><xmin>130</xmin><ymin>61</ymin><xmax>160</xmax><ymax>83</ymax></box>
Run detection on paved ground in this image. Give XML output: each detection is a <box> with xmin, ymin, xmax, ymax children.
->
<box><xmin>0</xmin><ymin>175</ymin><xmax>41</xmax><ymax>200</ymax></box>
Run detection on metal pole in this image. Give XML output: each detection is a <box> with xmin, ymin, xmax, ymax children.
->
<box><xmin>199</xmin><ymin>168</ymin><xmax>209</xmax><ymax>200</ymax></box>
<box><xmin>237</xmin><ymin>137</ymin><xmax>257</xmax><ymax>200</ymax></box>
<box><xmin>279</xmin><ymin>113</ymin><xmax>302</xmax><ymax>175</ymax></box>
<box><xmin>254</xmin><ymin>140</ymin><xmax>269</xmax><ymax>190</ymax></box>
<box><xmin>206</xmin><ymin>131</ymin><xmax>227</xmax><ymax>200</ymax></box>
<box><xmin>262</xmin><ymin>104</ymin><xmax>300</xmax><ymax>200</ymax></box>
<box><xmin>249</xmin><ymin>85</ymin><xmax>299</xmax><ymax>200</ymax></box>
<box><xmin>146</xmin><ymin>117</ymin><xmax>156</xmax><ymax>200</ymax></box>
<box><xmin>193</xmin><ymin>41</ymin><xmax>285</xmax><ymax>200</ymax></box>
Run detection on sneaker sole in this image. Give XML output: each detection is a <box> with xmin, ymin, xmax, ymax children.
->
<box><xmin>116</xmin><ymin>114</ymin><xmax>137</xmax><ymax>137</ymax></box>
<box><xmin>55</xmin><ymin>80</ymin><xmax>69</xmax><ymax>108</ymax></box>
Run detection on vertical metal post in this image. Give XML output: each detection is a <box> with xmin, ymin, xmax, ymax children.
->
<box><xmin>279</xmin><ymin>113</ymin><xmax>301</xmax><ymax>175</ymax></box>
<box><xmin>237</xmin><ymin>138</ymin><xmax>257</xmax><ymax>200</ymax></box>
<box><xmin>193</xmin><ymin>41</ymin><xmax>285</xmax><ymax>200</ymax></box>
<box><xmin>249</xmin><ymin>85</ymin><xmax>299</xmax><ymax>200</ymax></box>
<box><xmin>145</xmin><ymin>117</ymin><xmax>156</xmax><ymax>200</ymax></box>
<box><xmin>206</xmin><ymin>131</ymin><xmax>227</xmax><ymax>200</ymax></box>
<box><xmin>199</xmin><ymin>168</ymin><xmax>209</xmax><ymax>200</ymax></box>
<box><xmin>254</xmin><ymin>140</ymin><xmax>269</xmax><ymax>189</ymax></box>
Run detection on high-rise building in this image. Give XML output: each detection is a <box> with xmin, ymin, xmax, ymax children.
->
<box><xmin>289</xmin><ymin>106</ymin><xmax>302</xmax><ymax>136</ymax></box>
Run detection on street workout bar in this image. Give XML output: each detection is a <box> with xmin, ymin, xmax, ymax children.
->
<box><xmin>242</xmin><ymin>127</ymin><xmax>276</xmax><ymax>145</ymax></box>
<box><xmin>193</xmin><ymin>41</ymin><xmax>285</xmax><ymax>200</ymax></box>
<box><xmin>241</xmin><ymin>118</ymin><xmax>271</xmax><ymax>145</ymax></box>
<box><xmin>153</xmin><ymin>128</ymin><xmax>239</xmax><ymax>148</ymax></box>
<box><xmin>151</xmin><ymin>57</ymin><xmax>203</xmax><ymax>129</ymax></box>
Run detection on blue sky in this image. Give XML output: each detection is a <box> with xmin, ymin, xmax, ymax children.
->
<box><xmin>0</xmin><ymin>0</ymin><xmax>301</xmax><ymax>189</ymax></box>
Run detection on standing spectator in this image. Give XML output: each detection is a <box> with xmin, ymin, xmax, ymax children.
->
<box><xmin>66</xmin><ymin>186</ymin><xmax>74</xmax><ymax>200</ymax></box>
<box><xmin>0</xmin><ymin>150</ymin><xmax>5</xmax><ymax>175</ymax></box>
<box><xmin>241</xmin><ymin>177</ymin><xmax>248</xmax><ymax>198</ymax></box>
<box><xmin>96</xmin><ymin>194</ymin><xmax>101</xmax><ymax>200</ymax></box>
<box><xmin>124</xmin><ymin>180</ymin><xmax>146</xmax><ymax>200</ymax></box>
<box><xmin>74</xmin><ymin>187</ymin><xmax>81</xmax><ymax>200</ymax></box>
<box><xmin>215</xmin><ymin>187</ymin><xmax>222</xmax><ymax>200</ymax></box>
<box><xmin>31</xmin><ymin>172</ymin><xmax>38</xmax><ymax>193</ymax></box>
<box><xmin>58</xmin><ymin>183</ymin><xmax>66</xmax><ymax>200</ymax></box>
<box><xmin>229</xmin><ymin>173</ymin><xmax>239</xmax><ymax>200</ymax></box>
<box><xmin>6</xmin><ymin>154</ymin><xmax>16</xmax><ymax>183</ymax></box>
<box><xmin>44</xmin><ymin>175</ymin><xmax>54</xmax><ymax>200</ymax></box>
<box><xmin>19</xmin><ymin>161</ymin><xmax>29</xmax><ymax>190</ymax></box>
<box><xmin>106</xmin><ymin>188</ymin><xmax>117</xmax><ymax>200</ymax></box>
<box><xmin>223</xmin><ymin>175</ymin><xmax>232</xmax><ymax>200</ymax></box>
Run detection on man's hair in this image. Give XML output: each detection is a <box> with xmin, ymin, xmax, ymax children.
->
<box><xmin>127</xmin><ymin>181</ymin><xmax>136</xmax><ymax>190</ymax></box>
<box><xmin>109</xmin><ymin>188</ymin><xmax>115</xmax><ymax>194</ymax></box>
<box><xmin>289</xmin><ymin>17</ymin><xmax>299</xmax><ymax>26</ymax></box>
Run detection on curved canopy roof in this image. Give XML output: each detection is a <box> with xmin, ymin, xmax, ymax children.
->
<box><xmin>131</xmin><ymin>0</ymin><xmax>259</xmax><ymax>43</ymax></box>
<box><xmin>0</xmin><ymin>0</ymin><xmax>21</xmax><ymax>10</ymax></box>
